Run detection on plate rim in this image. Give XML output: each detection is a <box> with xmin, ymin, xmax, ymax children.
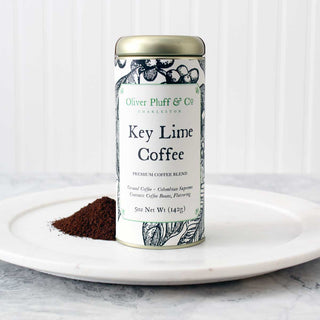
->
<box><xmin>0</xmin><ymin>183</ymin><xmax>320</xmax><ymax>285</ymax></box>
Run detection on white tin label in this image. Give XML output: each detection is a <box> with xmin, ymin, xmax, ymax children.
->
<box><xmin>118</xmin><ymin>83</ymin><xmax>201</xmax><ymax>223</ymax></box>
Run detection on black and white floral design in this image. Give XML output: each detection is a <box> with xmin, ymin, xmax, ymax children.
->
<box><xmin>115</xmin><ymin>58</ymin><xmax>205</xmax><ymax>246</ymax></box>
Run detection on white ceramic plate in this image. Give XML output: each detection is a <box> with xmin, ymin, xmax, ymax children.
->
<box><xmin>0</xmin><ymin>183</ymin><xmax>320</xmax><ymax>285</ymax></box>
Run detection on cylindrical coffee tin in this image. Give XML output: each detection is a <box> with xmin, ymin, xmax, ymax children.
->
<box><xmin>115</xmin><ymin>36</ymin><xmax>205</xmax><ymax>249</ymax></box>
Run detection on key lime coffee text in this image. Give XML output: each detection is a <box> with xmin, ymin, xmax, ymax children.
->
<box><xmin>128</xmin><ymin>124</ymin><xmax>194</xmax><ymax>161</ymax></box>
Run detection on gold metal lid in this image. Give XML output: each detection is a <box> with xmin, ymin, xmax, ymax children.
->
<box><xmin>115</xmin><ymin>35</ymin><xmax>205</xmax><ymax>57</ymax></box>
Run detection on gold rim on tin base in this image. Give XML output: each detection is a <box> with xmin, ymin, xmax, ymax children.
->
<box><xmin>116</xmin><ymin>238</ymin><xmax>205</xmax><ymax>250</ymax></box>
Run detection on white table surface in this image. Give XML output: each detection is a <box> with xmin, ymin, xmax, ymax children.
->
<box><xmin>0</xmin><ymin>174</ymin><xmax>320</xmax><ymax>320</ymax></box>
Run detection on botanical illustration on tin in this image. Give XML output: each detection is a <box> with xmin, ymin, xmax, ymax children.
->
<box><xmin>115</xmin><ymin>58</ymin><xmax>205</xmax><ymax>246</ymax></box>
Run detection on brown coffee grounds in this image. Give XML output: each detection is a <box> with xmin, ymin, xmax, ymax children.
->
<box><xmin>52</xmin><ymin>197</ymin><xmax>116</xmax><ymax>240</ymax></box>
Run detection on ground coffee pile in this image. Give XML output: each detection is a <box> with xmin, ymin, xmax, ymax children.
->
<box><xmin>52</xmin><ymin>197</ymin><xmax>116</xmax><ymax>240</ymax></box>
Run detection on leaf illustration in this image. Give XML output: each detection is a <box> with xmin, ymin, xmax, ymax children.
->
<box><xmin>198</xmin><ymin>59</ymin><xmax>205</xmax><ymax>73</ymax></box>
<box><xmin>165</xmin><ymin>222</ymin><xmax>185</xmax><ymax>236</ymax></box>
<box><xmin>142</xmin><ymin>221</ymin><xmax>187</xmax><ymax>246</ymax></box>
<box><xmin>115</xmin><ymin>74</ymin><xmax>128</xmax><ymax>105</ymax></box>
<box><xmin>117</xmin><ymin>59</ymin><xmax>126</xmax><ymax>68</ymax></box>
<box><xmin>142</xmin><ymin>223</ymin><xmax>164</xmax><ymax>246</ymax></box>
<box><xmin>177</xmin><ymin>215</ymin><xmax>204</xmax><ymax>245</ymax></box>
<box><xmin>115</xmin><ymin>66</ymin><xmax>144</xmax><ymax>99</ymax></box>
<box><xmin>159</xmin><ymin>222</ymin><xmax>186</xmax><ymax>245</ymax></box>
<box><xmin>126</xmin><ymin>67</ymin><xmax>143</xmax><ymax>84</ymax></box>
<box><xmin>115</xmin><ymin>74</ymin><xmax>128</xmax><ymax>92</ymax></box>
